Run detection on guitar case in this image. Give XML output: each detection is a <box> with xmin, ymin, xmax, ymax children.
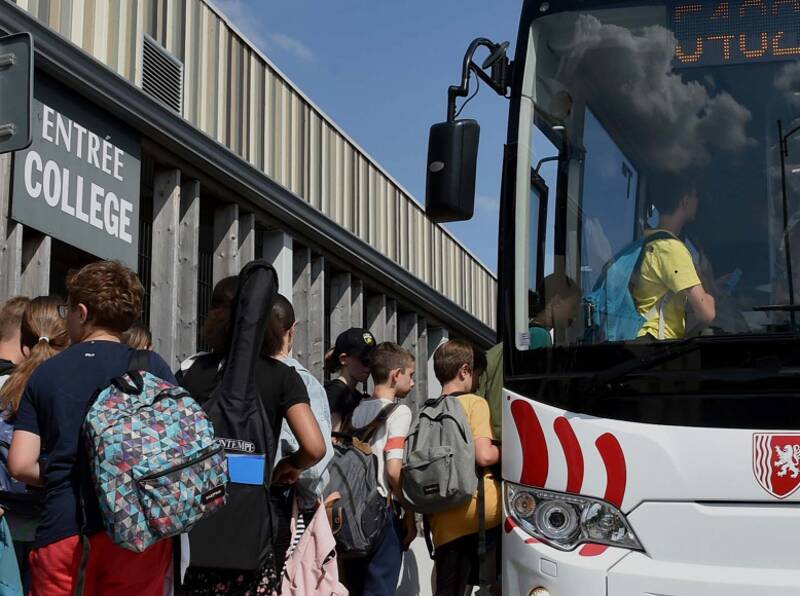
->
<box><xmin>188</xmin><ymin>259</ymin><xmax>279</xmax><ymax>571</ymax></box>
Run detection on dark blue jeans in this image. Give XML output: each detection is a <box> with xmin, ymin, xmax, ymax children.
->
<box><xmin>342</xmin><ymin>513</ymin><xmax>404</xmax><ymax>596</ymax></box>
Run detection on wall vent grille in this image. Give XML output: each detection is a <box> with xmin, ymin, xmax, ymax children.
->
<box><xmin>142</xmin><ymin>34</ymin><xmax>183</xmax><ymax>113</ymax></box>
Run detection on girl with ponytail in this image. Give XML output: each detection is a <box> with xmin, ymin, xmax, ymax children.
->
<box><xmin>0</xmin><ymin>297</ymin><xmax>69</xmax><ymax>417</ymax></box>
<box><xmin>0</xmin><ymin>295</ymin><xmax>68</xmax><ymax>594</ymax></box>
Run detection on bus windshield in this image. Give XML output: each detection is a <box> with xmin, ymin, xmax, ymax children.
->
<box><xmin>521</xmin><ymin>1</ymin><xmax>800</xmax><ymax>352</ymax></box>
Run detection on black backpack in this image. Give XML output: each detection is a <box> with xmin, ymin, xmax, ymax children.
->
<box><xmin>187</xmin><ymin>260</ymin><xmax>279</xmax><ymax>571</ymax></box>
<box><xmin>325</xmin><ymin>404</ymin><xmax>397</xmax><ymax>558</ymax></box>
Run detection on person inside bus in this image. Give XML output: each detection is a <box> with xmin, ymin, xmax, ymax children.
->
<box><xmin>529</xmin><ymin>274</ymin><xmax>582</xmax><ymax>349</ymax></box>
<box><xmin>632</xmin><ymin>179</ymin><xmax>716</xmax><ymax>340</ymax></box>
<box><xmin>324</xmin><ymin>328</ymin><xmax>377</xmax><ymax>432</ymax></box>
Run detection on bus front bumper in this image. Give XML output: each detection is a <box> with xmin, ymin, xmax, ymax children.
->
<box><xmin>503</xmin><ymin>519</ymin><xmax>800</xmax><ymax>596</ymax></box>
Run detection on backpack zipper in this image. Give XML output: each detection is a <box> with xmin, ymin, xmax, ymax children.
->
<box><xmin>137</xmin><ymin>444</ymin><xmax>223</xmax><ymax>482</ymax></box>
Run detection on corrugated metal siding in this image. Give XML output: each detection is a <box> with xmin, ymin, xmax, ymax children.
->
<box><xmin>10</xmin><ymin>0</ymin><xmax>497</xmax><ymax>328</ymax></box>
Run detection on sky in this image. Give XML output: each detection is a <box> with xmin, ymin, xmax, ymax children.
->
<box><xmin>211</xmin><ymin>0</ymin><xmax>525</xmax><ymax>274</ymax></box>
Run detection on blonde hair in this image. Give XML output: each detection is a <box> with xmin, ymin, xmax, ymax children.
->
<box><xmin>0</xmin><ymin>297</ymin><xmax>30</xmax><ymax>342</ymax></box>
<box><xmin>0</xmin><ymin>296</ymin><xmax>69</xmax><ymax>416</ymax></box>
<box><xmin>122</xmin><ymin>322</ymin><xmax>152</xmax><ymax>350</ymax></box>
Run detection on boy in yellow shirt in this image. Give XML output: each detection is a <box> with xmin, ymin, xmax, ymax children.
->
<box><xmin>633</xmin><ymin>182</ymin><xmax>716</xmax><ymax>339</ymax></box>
<box><xmin>429</xmin><ymin>340</ymin><xmax>501</xmax><ymax>596</ymax></box>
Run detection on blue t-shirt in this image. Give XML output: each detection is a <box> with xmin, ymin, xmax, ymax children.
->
<box><xmin>14</xmin><ymin>341</ymin><xmax>176</xmax><ymax>548</ymax></box>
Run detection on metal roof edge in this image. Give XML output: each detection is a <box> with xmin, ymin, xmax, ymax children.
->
<box><xmin>202</xmin><ymin>0</ymin><xmax>497</xmax><ymax>279</ymax></box>
<box><xmin>0</xmin><ymin>2</ymin><xmax>495</xmax><ymax>345</ymax></box>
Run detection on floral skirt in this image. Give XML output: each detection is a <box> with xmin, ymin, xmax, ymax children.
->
<box><xmin>180</xmin><ymin>552</ymin><xmax>280</xmax><ymax>596</ymax></box>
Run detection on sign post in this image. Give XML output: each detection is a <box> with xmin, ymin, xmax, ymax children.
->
<box><xmin>0</xmin><ymin>32</ymin><xmax>33</xmax><ymax>154</ymax></box>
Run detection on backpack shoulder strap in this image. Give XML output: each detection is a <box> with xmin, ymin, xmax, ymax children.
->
<box><xmin>422</xmin><ymin>391</ymin><xmax>466</xmax><ymax>410</ymax></box>
<box><xmin>355</xmin><ymin>402</ymin><xmax>399</xmax><ymax>443</ymax></box>
<box><xmin>128</xmin><ymin>349</ymin><xmax>150</xmax><ymax>374</ymax></box>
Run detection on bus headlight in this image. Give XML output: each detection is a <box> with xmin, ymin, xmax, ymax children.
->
<box><xmin>505</xmin><ymin>482</ymin><xmax>643</xmax><ymax>552</ymax></box>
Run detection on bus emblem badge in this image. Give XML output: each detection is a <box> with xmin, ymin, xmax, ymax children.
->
<box><xmin>753</xmin><ymin>434</ymin><xmax>800</xmax><ymax>499</ymax></box>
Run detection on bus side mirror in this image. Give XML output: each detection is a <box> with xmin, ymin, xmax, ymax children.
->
<box><xmin>425</xmin><ymin>119</ymin><xmax>480</xmax><ymax>223</ymax></box>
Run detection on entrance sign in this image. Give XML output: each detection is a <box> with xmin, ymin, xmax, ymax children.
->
<box><xmin>12</xmin><ymin>73</ymin><xmax>141</xmax><ymax>266</ymax></box>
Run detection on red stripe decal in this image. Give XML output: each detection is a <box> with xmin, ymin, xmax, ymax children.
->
<box><xmin>554</xmin><ymin>417</ymin><xmax>584</xmax><ymax>494</ymax></box>
<box><xmin>524</xmin><ymin>537</ymin><xmax>539</xmax><ymax>544</ymax></box>
<box><xmin>511</xmin><ymin>400</ymin><xmax>548</xmax><ymax>486</ymax></box>
<box><xmin>504</xmin><ymin>516</ymin><xmax>517</xmax><ymax>534</ymax></box>
<box><xmin>579</xmin><ymin>544</ymin><xmax>609</xmax><ymax>557</ymax></box>
<box><xmin>596</xmin><ymin>433</ymin><xmax>626</xmax><ymax>508</ymax></box>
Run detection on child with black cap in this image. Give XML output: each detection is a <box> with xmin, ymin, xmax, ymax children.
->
<box><xmin>324</xmin><ymin>327</ymin><xmax>377</xmax><ymax>431</ymax></box>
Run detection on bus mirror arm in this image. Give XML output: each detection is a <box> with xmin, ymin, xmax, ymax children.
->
<box><xmin>446</xmin><ymin>38</ymin><xmax>512</xmax><ymax>122</ymax></box>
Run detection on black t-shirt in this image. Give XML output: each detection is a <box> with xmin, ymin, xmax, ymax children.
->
<box><xmin>15</xmin><ymin>341</ymin><xmax>176</xmax><ymax>548</ymax></box>
<box><xmin>325</xmin><ymin>379</ymin><xmax>366</xmax><ymax>422</ymax></box>
<box><xmin>178</xmin><ymin>353</ymin><xmax>309</xmax><ymax>462</ymax></box>
<box><xmin>0</xmin><ymin>359</ymin><xmax>13</xmax><ymax>377</ymax></box>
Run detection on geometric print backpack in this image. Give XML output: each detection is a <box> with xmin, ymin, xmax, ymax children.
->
<box><xmin>82</xmin><ymin>351</ymin><xmax>229</xmax><ymax>553</ymax></box>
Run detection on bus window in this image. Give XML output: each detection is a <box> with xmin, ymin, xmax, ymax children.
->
<box><xmin>580</xmin><ymin>109</ymin><xmax>639</xmax><ymax>292</ymax></box>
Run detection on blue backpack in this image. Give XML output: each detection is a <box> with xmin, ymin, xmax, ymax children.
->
<box><xmin>585</xmin><ymin>231</ymin><xmax>675</xmax><ymax>343</ymax></box>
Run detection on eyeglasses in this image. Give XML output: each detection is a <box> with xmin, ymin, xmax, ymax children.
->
<box><xmin>57</xmin><ymin>304</ymin><xmax>69</xmax><ymax>319</ymax></box>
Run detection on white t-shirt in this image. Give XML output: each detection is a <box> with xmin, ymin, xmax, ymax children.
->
<box><xmin>350</xmin><ymin>397</ymin><xmax>412</xmax><ymax>498</ymax></box>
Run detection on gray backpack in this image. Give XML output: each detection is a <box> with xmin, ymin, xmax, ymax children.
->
<box><xmin>324</xmin><ymin>404</ymin><xmax>397</xmax><ymax>558</ymax></box>
<box><xmin>402</xmin><ymin>393</ymin><xmax>477</xmax><ymax>514</ymax></box>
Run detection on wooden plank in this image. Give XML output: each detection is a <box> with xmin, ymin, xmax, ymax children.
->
<box><xmin>238</xmin><ymin>211</ymin><xmax>256</xmax><ymax>265</ymax></box>
<box><xmin>213</xmin><ymin>202</ymin><xmax>239</xmax><ymax>283</ymax></box>
<box><xmin>292</xmin><ymin>247</ymin><xmax>324</xmax><ymax>377</ymax></box>
<box><xmin>0</xmin><ymin>154</ymin><xmax>21</xmax><ymax>302</ymax></box>
<box><xmin>427</xmin><ymin>327</ymin><xmax>449</xmax><ymax>400</ymax></box>
<box><xmin>386</xmin><ymin>298</ymin><xmax>398</xmax><ymax>343</ymax></box>
<box><xmin>308</xmin><ymin>254</ymin><xmax>325</xmax><ymax>380</ymax></box>
<box><xmin>329</xmin><ymin>271</ymin><xmax>352</xmax><ymax>343</ymax></box>
<box><xmin>150</xmin><ymin>168</ymin><xmax>181</xmax><ymax>367</ymax></box>
<box><xmin>398</xmin><ymin>312</ymin><xmax>419</xmax><ymax>413</ymax></box>
<box><xmin>364</xmin><ymin>292</ymin><xmax>386</xmax><ymax>395</ymax></box>
<box><xmin>20</xmin><ymin>232</ymin><xmax>51</xmax><ymax>297</ymax></box>
<box><xmin>177</xmin><ymin>178</ymin><xmax>200</xmax><ymax>364</ymax></box>
<box><xmin>351</xmin><ymin>278</ymin><xmax>364</xmax><ymax>328</ymax></box>
<box><xmin>365</xmin><ymin>293</ymin><xmax>387</xmax><ymax>342</ymax></box>
<box><xmin>292</xmin><ymin>246</ymin><xmax>312</xmax><ymax>368</ymax></box>
<box><xmin>416</xmin><ymin>317</ymin><xmax>429</xmax><ymax>403</ymax></box>
<box><xmin>262</xmin><ymin>230</ymin><xmax>293</xmax><ymax>301</ymax></box>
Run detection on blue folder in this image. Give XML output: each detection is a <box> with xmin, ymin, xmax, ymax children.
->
<box><xmin>226</xmin><ymin>454</ymin><xmax>265</xmax><ymax>485</ymax></box>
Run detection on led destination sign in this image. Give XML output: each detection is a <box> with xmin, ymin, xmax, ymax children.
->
<box><xmin>670</xmin><ymin>1</ymin><xmax>800</xmax><ymax>67</ymax></box>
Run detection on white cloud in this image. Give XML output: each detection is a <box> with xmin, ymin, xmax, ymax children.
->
<box><xmin>212</xmin><ymin>1</ymin><xmax>314</xmax><ymax>63</ymax></box>
<box><xmin>213</xmin><ymin>0</ymin><xmax>269</xmax><ymax>49</ymax></box>
<box><xmin>776</xmin><ymin>62</ymin><xmax>800</xmax><ymax>107</ymax></box>
<box><xmin>268</xmin><ymin>32</ymin><xmax>315</xmax><ymax>63</ymax></box>
<box><xmin>556</xmin><ymin>16</ymin><xmax>753</xmax><ymax>173</ymax></box>
<box><xmin>477</xmin><ymin>195</ymin><xmax>500</xmax><ymax>213</ymax></box>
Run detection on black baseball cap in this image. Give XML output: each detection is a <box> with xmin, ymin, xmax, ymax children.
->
<box><xmin>334</xmin><ymin>328</ymin><xmax>377</xmax><ymax>362</ymax></box>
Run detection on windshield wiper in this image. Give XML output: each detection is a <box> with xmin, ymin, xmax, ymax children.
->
<box><xmin>589</xmin><ymin>334</ymin><xmax>800</xmax><ymax>391</ymax></box>
<box><xmin>753</xmin><ymin>304</ymin><xmax>800</xmax><ymax>312</ymax></box>
<box><xmin>590</xmin><ymin>336</ymin><xmax>705</xmax><ymax>389</ymax></box>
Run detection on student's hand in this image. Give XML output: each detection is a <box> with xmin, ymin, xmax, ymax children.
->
<box><xmin>271</xmin><ymin>457</ymin><xmax>302</xmax><ymax>485</ymax></box>
<box><xmin>401</xmin><ymin>512</ymin><xmax>417</xmax><ymax>551</ymax></box>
